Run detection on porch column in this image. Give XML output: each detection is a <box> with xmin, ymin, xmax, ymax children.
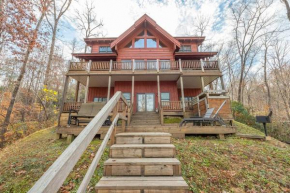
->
<box><xmin>201</xmin><ymin>76</ymin><xmax>205</xmax><ymax>92</ymax></box>
<box><xmin>75</xmin><ymin>81</ymin><xmax>80</xmax><ymax>102</ymax></box>
<box><xmin>84</xmin><ymin>76</ymin><xmax>90</xmax><ymax>103</ymax></box>
<box><xmin>84</xmin><ymin>60</ymin><xmax>92</xmax><ymax>103</ymax></box>
<box><xmin>131</xmin><ymin>76</ymin><xmax>135</xmax><ymax>105</ymax></box>
<box><xmin>220</xmin><ymin>76</ymin><xmax>225</xmax><ymax>90</ymax></box>
<box><xmin>58</xmin><ymin>75</ymin><xmax>69</xmax><ymax>126</ymax></box>
<box><xmin>107</xmin><ymin>76</ymin><xmax>112</xmax><ymax>101</ymax></box>
<box><xmin>157</xmin><ymin>75</ymin><xmax>161</xmax><ymax>107</ymax></box>
<box><xmin>180</xmin><ymin>76</ymin><xmax>185</xmax><ymax>112</ymax></box>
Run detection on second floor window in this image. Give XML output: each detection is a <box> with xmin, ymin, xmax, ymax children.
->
<box><xmin>99</xmin><ymin>46</ymin><xmax>112</xmax><ymax>53</ymax></box>
<box><xmin>180</xmin><ymin>45</ymin><xmax>191</xmax><ymax>52</ymax></box>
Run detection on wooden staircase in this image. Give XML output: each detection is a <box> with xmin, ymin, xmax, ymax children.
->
<box><xmin>95</xmin><ymin>132</ymin><xmax>189</xmax><ymax>193</ymax></box>
<box><xmin>130</xmin><ymin>112</ymin><xmax>161</xmax><ymax>126</ymax></box>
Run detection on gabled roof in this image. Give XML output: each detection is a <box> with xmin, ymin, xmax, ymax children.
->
<box><xmin>110</xmin><ymin>14</ymin><xmax>181</xmax><ymax>50</ymax></box>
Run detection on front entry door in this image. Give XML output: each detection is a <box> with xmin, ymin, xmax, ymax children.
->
<box><xmin>137</xmin><ymin>93</ymin><xmax>155</xmax><ymax>112</ymax></box>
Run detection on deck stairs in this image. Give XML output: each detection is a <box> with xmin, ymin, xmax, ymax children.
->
<box><xmin>95</xmin><ymin>132</ymin><xmax>189</xmax><ymax>192</ymax></box>
<box><xmin>130</xmin><ymin>112</ymin><xmax>161</xmax><ymax>126</ymax></box>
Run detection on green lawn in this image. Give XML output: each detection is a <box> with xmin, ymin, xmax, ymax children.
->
<box><xmin>0</xmin><ymin>124</ymin><xmax>289</xmax><ymax>193</ymax></box>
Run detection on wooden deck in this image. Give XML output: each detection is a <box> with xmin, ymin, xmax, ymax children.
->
<box><xmin>56</xmin><ymin>124</ymin><xmax>237</xmax><ymax>139</ymax></box>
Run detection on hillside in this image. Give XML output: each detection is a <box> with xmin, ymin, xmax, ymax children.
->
<box><xmin>0</xmin><ymin>124</ymin><xmax>289</xmax><ymax>193</ymax></box>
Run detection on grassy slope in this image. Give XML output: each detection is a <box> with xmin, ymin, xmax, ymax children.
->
<box><xmin>0</xmin><ymin>123</ymin><xmax>289</xmax><ymax>193</ymax></box>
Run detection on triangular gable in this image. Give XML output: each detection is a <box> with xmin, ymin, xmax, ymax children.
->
<box><xmin>110</xmin><ymin>14</ymin><xmax>181</xmax><ymax>50</ymax></box>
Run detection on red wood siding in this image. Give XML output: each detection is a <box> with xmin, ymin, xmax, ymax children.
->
<box><xmin>114</xmin><ymin>81</ymin><xmax>178</xmax><ymax>112</ymax></box>
<box><xmin>88</xmin><ymin>87</ymin><xmax>114</xmax><ymax>102</ymax></box>
<box><xmin>178</xmin><ymin>88</ymin><xmax>202</xmax><ymax>99</ymax></box>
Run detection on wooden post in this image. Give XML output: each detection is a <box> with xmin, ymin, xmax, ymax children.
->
<box><xmin>132</xmin><ymin>59</ymin><xmax>135</xmax><ymax>72</ymax></box>
<box><xmin>84</xmin><ymin>76</ymin><xmax>90</xmax><ymax>103</ymax></box>
<box><xmin>84</xmin><ymin>60</ymin><xmax>92</xmax><ymax>103</ymax></box>
<box><xmin>109</xmin><ymin>59</ymin><xmax>112</xmax><ymax>72</ymax></box>
<box><xmin>200</xmin><ymin>59</ymin><xmax>204</xmax><ymax>72</ymax></box>
<box><xmin>157</xmin><ymin>59</ymin><xmax>159</xmax><ymax>72</ymax></box>
<box><xmin>180</xmin><ymin>76</ymin><xmax>185</xmax><ymax>112</ymax></box>
<box><xmin>121</xmin><ymin>106</ymin><xmax>127</xmax><ymax>132</ymax></box>
<box><xmin>220</xmin><ymin>76</ymin><xmax>225</xmax><ymax>90</ymax></box>
<box><xmin>58</xmin><ymin>75</ymin><xmax>69</xmax><ymax>126</ymax></box>
<box><xmin>201</xmin><ymin>76</ymin><xmax>205</xmax><ymax>92</ymax></box>
<box><xmin>179</xmin><ymin>59</ymin><xmax>182</xmax><ymax>72</ymax></box>
<box><xmin>107</xmin><ymin>76</ymin><xmax>111</xmax><ymax>101</ymax></box>
<box><xmin>197</xmin><ymin>97</ymin><xmax>200</xmax><ymax>117</ymax></box>
<box><xmin>157</xmin><ymin>75</ymin><xmax>161</xmax><ymax>107</ymax></box>
<box><xmin>75</xmin><ymin>81</ymin><xmax>80</xmax><ymax>102</ymax></box>
<box><xmin>131</xmin><ymin>76</ymin><xmax>135</xmax><ymax>106</ymax></box>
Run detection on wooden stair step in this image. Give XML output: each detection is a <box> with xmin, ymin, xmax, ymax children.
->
<box><xmin>115</xmin><ymin>132</ymin><xmax>171</xmax><ymax>144</ymax></box>
<box><xmin>95</xmin><ymin>176</ymin><xmax>189</xmax><ymax>193</ymax></box>
<box><xmin>104</xmin><ymin>158</ymin><xmax>181</xmax><ymax>176</ymax></box>
<box><xmin>110</xmin><ymin>144</ymin><xmax>176</xmax><ymax>158</ymax></box>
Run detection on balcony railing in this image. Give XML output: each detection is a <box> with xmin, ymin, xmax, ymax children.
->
<box><xmin>69</xmin><ymin>60</ymin><xmax>220</xmax><ymax>72</ymax></box>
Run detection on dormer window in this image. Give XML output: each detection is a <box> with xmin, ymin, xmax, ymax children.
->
<box><xmin>99</xmin><ymin>46</ymin><xmax>112</xmax><ymax>53</ymax></box>
<box><xmin>180</xmin><ymin>45</ymin><xmax>191</xmax><ymax>52</ymax></box>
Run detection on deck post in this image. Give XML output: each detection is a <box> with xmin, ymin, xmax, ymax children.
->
<box><xmin>200</xmin><ymin>59</ymin><xmax>204</xmax><ymax>72</ymax></box>
<box><xmin>109</xmin><ymin>59</ymin><xmax>112</xmax><ymax>72</ymax></box>
<box><xmin>157</xmin><ymin>75</ymin><xmax>161</xmax><ymax>108</ymax></box>
<box><xmin>84</xmin><ymin>60</ymin><xmax>92</xmax><ymax>103</ymax></box>
<box><xmin>131</xmin><ymin>76</ymin><xmax>135</xmax><ymax>106</ymax></box>
<box><xmin>75</xmin><ymin>81</ymin><xmax>80</xmax><ymax>102</ymax></box>
<box><xmin>220</xmin><ymin>76</ymin><xmax>225</xmax><ymax>90</ymax></box>
<box><xmin>180</xmin><ymin>76</ymin><xmax>185</xmax><ymax>112</ymax></box>
<box><xmin>107</xmin><ymin>76</ymin><xmax>112</xmax><ymax>101</ymax></box>
<box><xmin>157</xmin><ymin>59</ymin><xmax>159</xmax><ymax>72</ymax></box>
<box><xmin>201</xmin><ymin>76</ymin><xmax>205</xmax><ymax>92</ymax></box>
<box><xmin>179</xmin><ymin>59</ymin><xmax>182</xmax><ymax>72</ymax></box>
<box><xmin>58</xmin><ymin>75</ymin><xmax>69</xmax><ymax>126</ymax></box>
<box><xmin>132</xmin><ymin>59</ymin><xmax>135</xmax><ymax>72</ymax></box>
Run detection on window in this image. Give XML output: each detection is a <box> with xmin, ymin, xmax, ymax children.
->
<box><xmin>125</xmin><ymin>41</ymin><xmax>132</xmax><ymax>48</ymax></box>
<box><xmin>179</xmin><ymin>45</ymin><xmax>191</xmax><ymax>52</ymax></box>
<box><xmin>123</xmin><ymin>93</ymin><xmax>131</xmax><ymax>103</ymax></box>
<box><xmin>147</xmin><ymin>38</ymin><xmax>157</xmax><ymax>48</ymax></box>
<box><xmin>134</xmin><ymin>38</ymin><xmax>145</xmax><ymax>48</ymax></box>
<box><xmin>121</xmin><ymin>60</ymin><xmax>132</xmax><ymax>70</ymax></box>
<box><xmin>94</xmin><ymin>97</ymin><xmax>107</xmax><ymax>102</ymax></box>
<box><xmin>138</xmin><ymin>30</ymin><xmax>145</xmax><ymax>36</ymax></box>
<box><xmin>159</xmin><ymin>40</ymin><xmax>166</xmax><ymax>48</ymax></box>
<box><xmin>147</xmin><ymin>30</ymin><xmax>153</xmax><ymax>36</ymax></box>
<box><xmin>99</xmin><ymin>46</ymin><xmax>112</xmax><ymax>53</ymax></box>
<box><xmin>161</xmin><ymin>93</ymin><xmax>170</xmax><ymax>102</ymax></box>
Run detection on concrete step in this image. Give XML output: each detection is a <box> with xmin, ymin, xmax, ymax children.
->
<box><xmin>104</xmin><ymin>158</ymin><xmax>181</xmax><ymax>176</ymax></box>
<box><xmin>110</xmin><ymin>144</ymin><xmax>176</xmax><ymax>158</ymax></box>
<box><xmin>115</xmin><ymin>132</ymin><xmax>172</xmax><ymax>144</ymax></box>
<box><xmin>95</xmin><ymin>176</ymin><xmax>189</xmax><ymax>193</ymax></box>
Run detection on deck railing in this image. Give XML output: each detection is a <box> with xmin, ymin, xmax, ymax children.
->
<box><xmin>161</xmin><ymin>101</ymin><xmax>196</xmax><ymax>112</ymax></box>
<box><xmin>29</xmin><ymin>92</ymin><xmax>129</xmax><ymax>193</ymax></box>
<box><xmin>63</xmin><ymin>102</ymin><xmax>82</xmax><ymax>112</ymax></box>
<box><xmin>69</xmin><ymin>59</ymin><xmax>220</xmax><ymax>72</ymax></box>
<box><xmin>69</xmin><ymin>62</ymin><xmax>88</xmax><ymax>71</ymax></box>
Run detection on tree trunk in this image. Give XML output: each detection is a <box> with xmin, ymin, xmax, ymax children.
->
<box><xmin>238</xmin><ymin>58</ymin><xmax>245</xmax><ymax>103</ymax></box>
<box><xmin>44</xmin><ymin>22</ymin><xmax>58</xmax><ymax>86</ymax></box>
<box><xmin>0</xmin><ymin>6</ymin><xmax>48</xmax><ymax>148</ymax></box>
<box><xmin>263</xmin><ymin>47</ymin><xmax>271</xmax><ymax>108</ymax></box>
<box><xmin>282</xmin><ymin>0</ymin><xmax>290</xmax><ymax>22</ymax></box>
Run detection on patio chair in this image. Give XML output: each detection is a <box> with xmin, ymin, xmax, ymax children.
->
<box><xmin>68</xmin><ymin>102</ymin><xmax>106</xmax><ymax>126</ymax></box>
<box><xmin>179</xmin><ymin>100</ymin><xmax>227</xmax><ymax>127</ymax></box>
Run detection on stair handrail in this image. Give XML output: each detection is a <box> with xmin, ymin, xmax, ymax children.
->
<box><xmin>28</xmin><ymin>91</ymin><xmax>129</xmax><ymax>193</ymax></box>
<box><xmin>77</xmin><ymin>114</ymin><xmax>120</xmax><ymax>193</ymax></box>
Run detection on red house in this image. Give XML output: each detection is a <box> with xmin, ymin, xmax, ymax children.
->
<box><xmin>60</xmin><ymin>14</ymin><xmax>233</xmax><ymax>128</ymax></box>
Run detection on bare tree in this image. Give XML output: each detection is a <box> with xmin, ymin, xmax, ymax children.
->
<box><xmin>74</xmin><ymin>0</ymin><xmax>103</xmax><ymax>53</ymax></box>
<box><xmin>43</xmin><ymin>0</ymin><xmax>72</xmax><ymax>86</ymax></box>
<box><xmin>231</xmin><ymin>0</ymin><xmax>276</xmax><ymax>103</ymax></box>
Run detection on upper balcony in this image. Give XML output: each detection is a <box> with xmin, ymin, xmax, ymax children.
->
<box><xmin>67</xmin><ymin>59</ymin><xmax>221</xmax><ymax>76</ymax></box>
